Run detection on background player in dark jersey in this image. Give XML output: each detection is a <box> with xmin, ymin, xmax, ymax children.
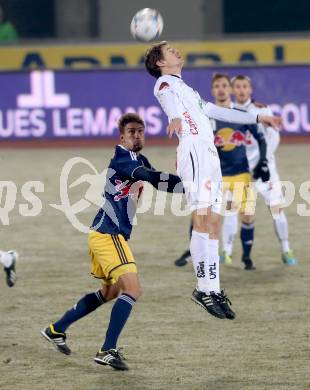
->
<box><xmin>174</xmin><ymin>74</ymin><xmax>269</xmax><ymax>270</ymax></box>
<box><xmin>41</xmin><ymin>113</ymin><xmax>182</xmax><ymax>371</ymax></box>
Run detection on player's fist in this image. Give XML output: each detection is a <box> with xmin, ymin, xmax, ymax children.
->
<box><xmin>253</xmin><ymin>159</ymin><xmax>270</xmax><ymax>182</ymax></box>
<box><xmin>258</xmin><ymin>115</ymin><xmax>282</xmax><ymax>130</ymax></box>
<box><xmin>167</xmin><ymin>118</ymin><xmax>182</xmax><ymax>138</ymax></box>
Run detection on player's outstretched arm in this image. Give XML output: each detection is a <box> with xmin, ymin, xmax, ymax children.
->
<box><xmin>203</xmin><ymin>101</ymin><xmax>257</xmax><ymax>124</ymax></box>
<box><xmin>203</xmin><ymin>101</ymin><xmax>282</xmax><ymax>129</ymax></box>
<box><xmin>132</xmin><ymin>166</ymin><xmax>183</xmax><ymax>193</ymax></box>
<box><xmin>257</xmin><ymin>115</ymin><xmax>282</xmax><ymax>129</ymax></box>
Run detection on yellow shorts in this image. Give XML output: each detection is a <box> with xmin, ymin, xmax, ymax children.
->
<box><xmin>223</xmin><ymin>173</ymin><xmax>256</xmax><ymax>214</ymax></box>
<box><xmin>88</xmin><ymin>230</ymin><xmax>137</xmax><ymax>286</ymax></box>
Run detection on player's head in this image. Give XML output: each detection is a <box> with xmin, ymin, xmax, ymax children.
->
<box><xmin>211</xmin><ymin>73</ymin><xmax>232</xmax><ymax>104</ymax></box>
<box><xmin>145</xmin><ymin>41</ymin><xmax>184</xmax><ymax>78</ymax></box>
<box><xmin>118</xmin><ymin>113</ymin><xmax>145</xmax><ymax>153</ymax></box>
<box><xmin>231</xmin><ymin>75</ymin><xmax>253</xmax><ymax>104</ymax></box>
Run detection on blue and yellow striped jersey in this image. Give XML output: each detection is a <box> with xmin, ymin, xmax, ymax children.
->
<box><xmin>213</xmin><ymin>120</ymin><xmax>263</xmax><ymax>176</ymax></box>
<box><xmin>91</xmin><ymin>145</ymin><xmax>152</xmax><ymax>240</ymax></box>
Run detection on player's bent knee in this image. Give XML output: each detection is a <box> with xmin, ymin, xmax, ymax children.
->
<box><xmin>206</xmin><ymin>211</ymin><xmax>220</xmax><ymax>237</ymax></box>
<box><xmin>192</xmin><ymin>213</ymin><xmax>209</xmax><ymax>233</ymax></box>
<box><xmin>209</xmin><ymin>222</ymin><xmax>220</xmax><ymax>239</ymax></box>
<box><xmin>270</xmin><ymin>205</ymin><xmax>281</xmax><ymax>218</ymax></box>
<box><xmin>107</xmin><ymin>289</ymin><xmax>120</xmax><ymax>301</ymax></box>
<box><xmin>118</xmin><ymin>272</ymin><xmax>142</xmax><ymax>300</ymax></box>
<box><xmin>100</xmin><ymin>285</ymin><xmax>120</xmax><ymax>301</ymax></box>
<box><xmin>123</xmin><ymin>286</ymin><xmax>142</xmax><ymax>300</ymax></box>
<box><xmin>240</xmin><ymin>213</ymin><xmax>254</xmax><ymax>224</ymax></box>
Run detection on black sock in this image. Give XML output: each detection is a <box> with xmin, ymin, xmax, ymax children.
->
<box><xmin>102</xmin><ymin>293</ymin><xmax>136</xmax><ymax>351</ymax></box>
<box><xmin>53</xmin><ymin>290</ymin><xmax>106</xmax><ymax>333</ymax></box>
<box><xmin>240</xmin><ymin>222</ymin><xmax>255</xmax><ymax>259</ymax></box>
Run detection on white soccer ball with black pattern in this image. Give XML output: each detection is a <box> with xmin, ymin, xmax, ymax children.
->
<box><xmin>130</xmin><ymin>8</ymin><xmax>164</xmax><ymax>42</ymax></box>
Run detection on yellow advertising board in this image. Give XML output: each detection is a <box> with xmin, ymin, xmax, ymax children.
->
<box><xmin>0</xmin><ymin>38</ymin><xmax>310</xmax><ymax>70</ymax></box>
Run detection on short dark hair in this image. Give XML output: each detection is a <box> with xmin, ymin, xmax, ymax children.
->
<box><xmin>145</xmin><ymin>41</ymin><xmax>167</xmax><ymax>78</ymax></box>
<box><xmin>118</xmin><ymin>113</ymin><xmax>145</xmax><ymax>134</ymax></box>
<box><xmin>230</xmin><ymin>74</ymin><xmax>252</xmax><ymax>86</ymax></box>
<box><xmin>211</xmin><ymin>73</ymin><xmax>231</xmax><ymax>86</ymax></box>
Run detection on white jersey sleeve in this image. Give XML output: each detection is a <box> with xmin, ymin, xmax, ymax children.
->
<box><xmin>202</xmin><ymin>101</ymin><xmax>257</xmax><ymax>124</ymax></box>
<box><xmin>247</xmin><ymin>103</ymin><xmax>280</xmax><ymax>157</ymax></box>
<box><xmin>154</xmin><ymin>76</ymin><xmax>181</xmax><ymax>121</ymax></box>
<box><xmin>248</xmin><ymin>104</ymin><xmax>273</xmax><ymax>118</ymax></box>
<box><xmin>233</xmin><ymin>100</ymin><xmax>280</xmax><ymax>169</ymax></box>
<box><xmin>154</xmin><ymin>75</ymin><xmax>215</xmax><ymax>142</ymax></box>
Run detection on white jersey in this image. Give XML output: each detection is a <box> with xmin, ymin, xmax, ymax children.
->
<box><xmin>154</xmin><ymin>75</ymin><xmax>258</xmax><ymax>145</ymax></box>
<box><xmin>233</xmin><ymin>100</ymin><xmax>283</xmax><ymax>206</ymax></box>
<box><xmin>154</xmin><ymin>75</ymin><xmax>259</xmax><ymax>212</ymax></box>
<box><xmin>233</xmin><ymin>99</ymin><xmax>280</xmax><ymax>170</ymax></box>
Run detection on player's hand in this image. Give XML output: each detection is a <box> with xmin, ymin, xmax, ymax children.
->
<box><xmin>167</xmin><ymin>118</ymin><xmax>182</xmax><ymax>138</ymax></box>
<box><xmin>258</xmin><ymin>115</ymin><xmax>282</xmax><ymax>130</ymax></box>
<box><xmin>253</xmin><ymin>159</ymin><xmax>270</xmax><ymax>182</ymax></box>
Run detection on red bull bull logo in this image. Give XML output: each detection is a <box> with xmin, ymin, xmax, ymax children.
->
<box><xmin>114</xmin><ymin>179</ymin><xmax>143</xmax><ymax>201</ymax></box>
<box><xmin>214</xmin><ymin>127</ymin><xmax>252</xmax><ymax>151</ymax></box>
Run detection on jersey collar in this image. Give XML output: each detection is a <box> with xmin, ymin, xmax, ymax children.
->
<box><xmin>117</xmin><ymin>144</ymin><xmax>141</xmax><ymax>156</ymax></box>
<box><xmin>233</xmin><ymin>98</ymin><xmax>251</xmax><ymax>110</ymax></box>
<box><xmin>169</xmin><ymin>74</ymin><xmax>182</xmax><ymax>79</ymax></box>
<box><xmin>118</xmin><ymin>144</ymin><xmax>128</xmax><ymax>151</ymax></box>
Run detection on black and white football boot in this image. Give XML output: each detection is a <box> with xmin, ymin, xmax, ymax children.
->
<box><xmin>41</xmin><ymin>325</ymin><xmax>71</xmax><ymax>355</ymax></box>
<box><xmin>94</xmin><ymin>348</ymin><xmax>128</xmax><ymax>371</ymax></box>
<box><xmin>191</xmin><ymin>288</ymin><xmax>226</xmax><ymax>319</ymax></box>
<box><xmin>216</xmin><ymin>290</ymin><xmax>236</xmax><ymax>320</ymax></box>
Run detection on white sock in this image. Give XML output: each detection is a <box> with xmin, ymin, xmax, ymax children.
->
<box><xmin>190</xmin><ymin>230</ymin><xmax>210</xmax><ymax>293</ymax></box>
<box><xmin>273</xmin><ymin>211</ymin><xmax>290</xmax><ymax>253</ymax></box>
<box><xmin>0</xmin><ymin>251</ymin><xmax>14</xmax><ymax>268</ymax></box>
<box><xmin>222</xmin><ymin>214</ymin><xmax>238</xmax><ymax>256</ymax></box>
<box><xmin>208</xmin><ymin>239</ymin><xmax>221</xmax><ymax>294</ymax></box>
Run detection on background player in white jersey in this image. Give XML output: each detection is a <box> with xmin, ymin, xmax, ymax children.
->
<box><xmin>145</xmin><ymin>41</ymin><xmax>282</xmax><ymax>320</ymax></box>
<box><xmin>212</xmin><ymin>73</ymin><xmax>270</xmax><ymax>270</ymax></box>
<box><xmin>1</xmin><ymin>250</ymin><xmax>18</xmax><ymax>287</ymax></box>
<box><xmin>221</xmin><ymin>74</ymin><xmax>297</xmax><ymax>265</ymax></box>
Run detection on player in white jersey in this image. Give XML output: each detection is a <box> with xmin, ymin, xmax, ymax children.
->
<box><xmin>220</xmin><ymin>74</ymin><xmax>296</xmax><ymax>265</ymax></box>
<box><xmin>1</xmin><ymin>250</ymin><xmax>18</xmax><ymax>287</ymax></box>
<box><xmin>175</xmin><ymin>74</ymin><xmax>269</xmax><ymax>271</ymax></box>
<box><xmin>145</xmin><ymin>42</ymin><xmax>282</xmax><ymax>320</ymax></box>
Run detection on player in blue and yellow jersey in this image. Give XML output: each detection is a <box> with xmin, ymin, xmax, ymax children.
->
<box><xmin>41</xmin><ymin>113</ymin><xmax>182</xmax><ymax>371</ymax></box>
<box><xmin>211</xmin><ymin>73</ymin><xmax>269</xmax><ymax>270</ymax></box>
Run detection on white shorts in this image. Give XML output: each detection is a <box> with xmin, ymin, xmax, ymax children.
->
<box><xmin>177</xmin><ymin>138</ymin><xmax>222</xmax><ymax>213</ymax></box>
<box><xmin>254</xmin><ymin>155</ymin><xmax>284</xmax><ymax>207</ymax></box>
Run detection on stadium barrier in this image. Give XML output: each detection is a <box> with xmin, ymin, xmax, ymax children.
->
<box><xmin>1</xmin><ymin>38</ymin><xmax>310</xmax><ymax>70</ymax></box>
<box><xmin>0</xmin><ymin>65</ymin><xmax>310</xmax><ymax>147</ymax></box>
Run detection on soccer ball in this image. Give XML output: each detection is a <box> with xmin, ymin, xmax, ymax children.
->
<box><xmin>130</xmin><ymin>8</ymin><xmax>164</xmax><ymax>42</ymax></box>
